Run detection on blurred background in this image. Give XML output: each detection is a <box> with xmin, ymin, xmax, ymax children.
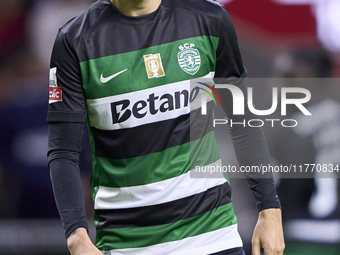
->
<box><xmin>0</xmin><ymin>0</ymin><xmax>339</xmax><ymax>254</ymax></box>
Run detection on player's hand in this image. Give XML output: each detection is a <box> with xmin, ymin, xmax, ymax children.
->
<box><xmin>251</xmin><ymin>208</ymin><xmax>285</xmax><ymax>255</ymax></box>
<box><xmin>67</xmin><ymin>228</ymin><xmax>103</xmax><ymax>255</ymax></box>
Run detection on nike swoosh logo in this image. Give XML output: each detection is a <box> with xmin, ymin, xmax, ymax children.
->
<box><xmin>100</xmin><ymin>68</ymin><xmax>128</xmax><ymax>83</ymax></box>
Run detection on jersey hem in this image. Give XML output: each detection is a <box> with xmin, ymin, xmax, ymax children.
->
<box><xmin>47</xmin><ymin>111</ymin><xmax>86</xmax><ymax>123</ymax></box>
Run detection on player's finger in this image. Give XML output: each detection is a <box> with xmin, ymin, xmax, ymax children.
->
<box><xmin>274</xmin><ymin>243</ymin><xmax>285</xmax><ymax>255</ymax></box>
<box><xmin>251</xmin><ymin>239</ymin><xmax>261</xmax><ymax>255</ymax></box>
<box><xmin>263</xmin><ymin>246</ymin><xmax>275</xmax><ymax>255</ymax></box>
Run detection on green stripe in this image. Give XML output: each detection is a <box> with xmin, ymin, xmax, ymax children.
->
<box><xmin>96</xmin><ymin>203</ymin><xmax>237</xmax><ymax>250</ymax></box>
<box><xmin>95</xmin><ymin>131</ymin><xmax>220</xmax><ymax>188</ymax></box>
<box><xmin>80</xmin><ymin>36</ymin><xmax>218</xmax><ymax>99</ymax></box>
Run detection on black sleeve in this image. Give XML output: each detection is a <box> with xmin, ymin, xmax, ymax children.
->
<box><xmin>215</xmin><ymin>6</ymin><xmax>244</xmax><ymax>79</ymax></box>
<box><xmin>47</xmin><ymin>29</ymin><xmax>86</xmax><ymax>123</ymax></box>
<box><xmin>48</xmin><ymin>122</ymin><xmax>88</xmax><ymax>238</ymax></box>
<box><xmin>47</xmin><ymin>29</ymin><xmax>88</xmax><ymax>238</ymax></box>
<box><xmin>215</xmin><ymin>7</ymin><xmax>281</xmax><ymax>211</ymax></box>
<box><xmin>219</xmin><ymin>80</ymin><xmax>281</xmax><ymax>211</ymax></box>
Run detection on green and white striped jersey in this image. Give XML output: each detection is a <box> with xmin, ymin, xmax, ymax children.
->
<box><xmin>48</xmin><ymin>0</ymin><xmax>246</xmax><ymax>254</ymax></box>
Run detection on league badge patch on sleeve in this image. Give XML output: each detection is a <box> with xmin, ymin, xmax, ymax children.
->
<box><xmin>49</xmin><ymin>67</ymin><xmax>62</xmax><ymax>104</ymax></box>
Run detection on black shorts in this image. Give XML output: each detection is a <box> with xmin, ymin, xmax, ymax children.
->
<box><xmin>209</xmin><ymin>247</ymin><xmax>246</xmax><ymax>255</ymax></box>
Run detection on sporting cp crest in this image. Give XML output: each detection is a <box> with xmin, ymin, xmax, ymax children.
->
<box><xmin>178</xmin><ymin>44</ymin><xmax>201</xmax><ymax>75</ymax></box>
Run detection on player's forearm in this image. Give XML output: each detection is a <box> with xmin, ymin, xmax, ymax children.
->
<box><xmin>48</xmin><ymin>122</ymin><xmax>88</xmax><ymax>238</ymax></box>
<box><xmin>229</xmin><ymin>119</ymin><xmax>281</xmax><ymax>211</ymax></box>
<box><xmin>49</xmin><ymin>156</ymin><xmax>89</xmax><ymax>238</ymax></box>
<box><xmin>217</xmin><ymin>80</ymin><xmax>281</xmax><ymax>211</ymax></box>
<box><xmin>231</xmin><ymin>127</ymin><xmax>281</xmax><ymax>210</ymax></box>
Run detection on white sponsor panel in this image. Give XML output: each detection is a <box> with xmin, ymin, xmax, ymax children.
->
<box><xmin>87</xmin><ymin>72</ymin><xmax>215</xmax><ymax>131</ymax></box>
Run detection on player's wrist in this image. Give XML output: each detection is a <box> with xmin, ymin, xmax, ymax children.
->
<box><xmin>258</xmin><ymin>208</ymin><xmax>281</xmax><ymax>218</ymax></box>
<box><xmin>67</xmin><ymin>228</ymin><xmax>91</xmax><ymax>252</ymax></box>
<box><xmin>258</xmin><ymin>208</ymin><xmax>282</xmax><ymax>225</ymax></box>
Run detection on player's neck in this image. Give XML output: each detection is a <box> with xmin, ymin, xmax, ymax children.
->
<box><xmin>110</xmin><ymin>0</ymin><xmax>162</xmax><ymax>17</ymax></box>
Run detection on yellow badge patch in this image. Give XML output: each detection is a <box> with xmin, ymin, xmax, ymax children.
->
<box><xmin>143</xmin><ymin>53</ymin><xmax>165</xmax><ymax>79</ymax></box>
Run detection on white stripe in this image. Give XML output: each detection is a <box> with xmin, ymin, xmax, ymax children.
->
<box><xmin>87</xmin><ymin>72</ymin><xmax>215</xmax><ymax>131</ymax></box>
<box><xmin>94</xmin><ymin>159</ymin><xmax>226</xmax><ymax>210</ymax></box>
<box><xmin>102</xmin><ymin>224</ymin><xmax>242</xmax><ymax>255</ymax></box>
